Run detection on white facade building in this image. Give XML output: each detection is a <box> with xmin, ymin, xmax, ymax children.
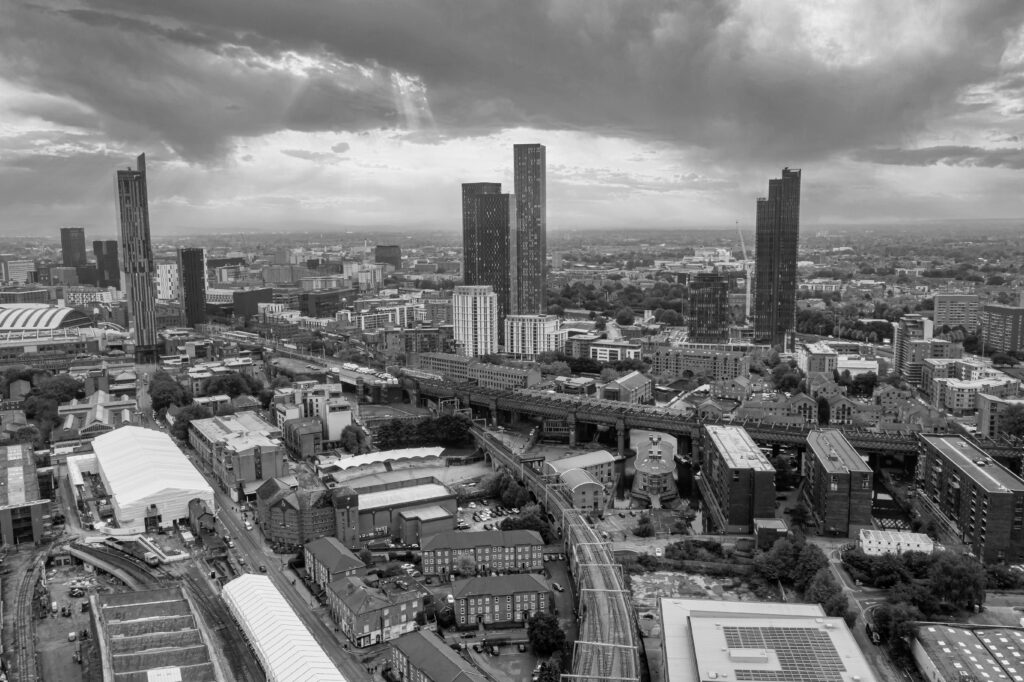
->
<box><xmin>933</xmin><ymin>294</ymin><xmax>980</xmax><ymax>332</ymax></box>
<box><xmin>504</xmin><ymin>314</ymin><xmax>565</xmax><ymax>359</ymax></box>
<box><xmin>859</xmin><ymin>529</ymin><xmax>935</xmax><ymax>556</ymax></box>
<box><xmin>452</xmin><ymin>285</ymin><xmax>498</xmax><ymax>358</ymax></box>
<box><xmin>155</xmin><ymin>262</ymin><xmax>179</xmax><ymax>301</ymax></box>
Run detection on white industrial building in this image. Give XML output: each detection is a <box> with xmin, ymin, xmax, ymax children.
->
<box><xmin>859</xmin><ymin>529</ymin><xmax>936</xmax><ymax>556</ymax></box>
<box><xmin>221</xmin><ymin>574</ymin><xmax>345</xmax><ymax>682</ymax></box>
<box><xmin>90</xmin><ymin>426</ymin><xmax>213</xmax><ymax>533</ymax></box>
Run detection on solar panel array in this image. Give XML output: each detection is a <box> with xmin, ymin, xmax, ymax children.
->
<box><xmin>723</xmin><ymin>626</ymin><xmax>847</xmax><ymax>682</ymax></box>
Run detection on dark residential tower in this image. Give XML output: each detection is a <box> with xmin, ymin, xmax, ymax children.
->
<box><xmin>462</xmin><ymin>187</ymin><xmax>517</xmax><ymax>336</ymax></box>
<box><xmin>116</xmin><ymin>154</ymin><xmax>159</xmax><ymax>362</ymax></box>
<box><xmin>513</xmin><ymin>144</ymin><xmax>546</xmax><ymax>314</ymax></box>
<box><xmin>93</xmin><ymin>240</ymin><xmax>120</xmax><ymax>289</ymax></box>
<box><xmin>60</xmin><ymin>227</ymin><xmax>88</xmax><ymax>268</ymax></box>
<box><xmin>688</xmin><ymin>272</ymin><xmax>731</xmax><ymax>343</ymax></box>
<box><xmin>374</xmin><ymin>245</ymin><xmax>402</xmax><ymax>271</ymax></box>
<box><xmin>753</xmin><ymin>167</ymin><xmax>801</xmax><ymax>350</ymax></box>
<box><xmin>462</xmin><ymin>182</ymin><xmax>502</xmax><ymax>286</ymax></box>
<box><xmin>178</xmin><ymin>247</ymin><xmax>207</xmax><ymax>327</ymax></box>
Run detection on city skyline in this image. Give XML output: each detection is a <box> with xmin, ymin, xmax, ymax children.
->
<box><xmin>1</xmin><ymin>2</ymin><xmax>1024</xmax><ymax>234</ymax></box>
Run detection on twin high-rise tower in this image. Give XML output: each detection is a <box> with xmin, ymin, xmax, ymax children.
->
<box><xmin>461</xmin><ymin>144</ymin><xmax>547</xmax><ymax>344</ymax></box>
<box><xmin>753</xmin><ymin>167</ymin><xmax>801</xmax><ymax>350</ymax></box>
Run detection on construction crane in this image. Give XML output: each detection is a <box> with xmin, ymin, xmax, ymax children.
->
<box><xmin>737</xmin><ymin>220</ymin><xmax>752</xmax><ymax>323</ymax></box>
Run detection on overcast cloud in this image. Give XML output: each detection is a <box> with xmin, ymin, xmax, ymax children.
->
<box><xmin>1</xmin><ymin>0</ymin><xmax>1023</xmax><ymax>235</ymax></box>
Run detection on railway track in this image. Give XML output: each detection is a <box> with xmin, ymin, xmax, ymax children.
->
<box><xmin>473</xmin><ymin>427</ymin><xmax>641</xmax><ymax>682</ymax></box>
<box><xmin>12</xmin><ymin>560</ymin><xmax>42</xmax><ymax>682</ymax></box>
<box><xmin>179</xmin><ymin>571</ymin><xmax>262</xmax><ymax>682</ymax></box>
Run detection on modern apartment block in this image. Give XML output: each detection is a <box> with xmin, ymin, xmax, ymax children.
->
<box><xmin>272</xmin><ymin>382</ymin><xmax>355</xmax><ymax>442</ymax></box>
<box><xmin>116</xmin><ymin>153</ymin><xmax>159</xmax><ymax>362</ymax></box>
<box><xmin>934</xmin><ymin>294</ymin><xmax>980</xmax><ymax>331</ymax></box>
<box><xmin>892</xmin><ymin>313</ymin><xmax>933</xmax><ymax>380</ymax></box>
<box><xmin>916</xmin><ymin>435</ymin><xmax>1024</xmax><ymax>562</ymax></box>
<box><xmin>461</xmin><ymin>181</ymin><xmax>501</xmax><ymax>289</ymax></box>
<box><xmin>797</xmin><ymin>341</ymin><xmax>839</xmax><ymax>376</ymax></box>
<box><xmin>420</xmin><ymin>529</ymin><xmax>543</xmax><ymax>577</ymax></box>
<box><xmin>155</xmin><ymin>262</ymin><xmax>179</xmax><ymax>301</ymax></box>
<box><xmin>803</xmin><ymin>429</ymin><xmax>873</xmax><ymax>536</ymax></box>
<box><xmin>93</xmin><ymin>240</ymin><xmax>120</xmax><ymax>289</ymax></box>
<box><xmin>462</xmin><ymin>187</ymin><xmax>516</xmax><ymax>328</ymax></box>
<box><xmin>753</xmin><ymin>168</ymin><xmax>801</xmax><ymax>350</ymax></box>
<box><xmin>374</xmin><ymin>245</ymin><xmax>402</xmax><ymax>271</ymax></box>
<box><xmin>451</xmin><ymin>285</ymin><xmax>498</xmax><ymax>358</ymax></box>
<box><xmin>698</xmin><ymin>425</ymin><xmax>776</xmax><ymax>533</ymax></box>
<box><xmin>688</xmin><ymin>271</ymin><xmax>731</xmax><ymax>343</ymax></box>
<box><xmin>513</xmin><ymin>143</ymin><xmax>546</xmax><ymax>314</ymax></box>
<box><xmin>979</xmin><ymin>302</ymin><xmax>1024</xmax><ymax>353</ymax></box>
<box><xmin>178</xmin><ymin>247</ymin><xmax>207</xmax><ymax>327</ymax></box>
<box><xmin>976</xmin><ymin>393</ymin><xmax>1024</xmax><ymax>439</ymax></box>
<box><xmin>415</xmin><ymin>352</ymin><xmax>541</xmax><ymax>390</ymax></box>
<box><xmin>452</xmin><ymin>574</ymin><xmax>551</xmax><ymax>627</ymax></box>
<box><xmin>504</xmin><ymin>314</ymin><xmax>565</xmax><ymax>359</ymax></box>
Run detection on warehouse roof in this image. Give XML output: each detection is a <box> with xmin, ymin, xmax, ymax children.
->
<box><xmin>559</xmin><ymin>467</ymin><xmax>602</xmax><ymax>492</ymax></box>
<box><xmin>221</xmin><ymin>575</ymin><xmax>344</xmax><ymax>682</ymax></box>
<box><xmin>358</xmin><ymin>483</ymin><xmax>451</xmax><ymax>511</ymax></box>
<box><xmin>915</xmin><ymin>624</ymin><xmax>1024</xmax><ymax>682</ymax></box>
<box><xmin>545</xmin><ymin>449</ymin><xmax>616</xmax><ymax>473</ymax></box>
<box><xmin>92</xmin><ymin>426</ymin><xmax>211</xmax><ymax>508</ymax></box>
<box><xmin>330</xmin><ymin>446</ymin><xmax>444</xmax><ymax>471</ymax></box>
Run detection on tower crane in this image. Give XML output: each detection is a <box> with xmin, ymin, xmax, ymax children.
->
<box><xmin>737</xmin><ymin>220</ymin><xmax>752</xmax><ymax>323</ymax></box>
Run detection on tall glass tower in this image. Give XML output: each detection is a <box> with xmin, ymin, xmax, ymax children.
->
<box><xmin>513</xmin><ymin>144</ymin><xmax>546</xmax><ymax>314</ymax></box>
<box><xmin>116</xmin><ymin>154</ymin><xmax>159</xmax><ymax>362</ymax></box>
<box><xmin>753</xmin><ymin>168</ymin><xmax>801</xmax><ymax>350</ymax></box>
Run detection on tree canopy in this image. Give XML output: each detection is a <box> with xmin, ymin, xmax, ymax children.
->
<box><xmin>527</xmin><ymin>612</ymin><xmax>566</xmax><ymax>657</ymax></box>
<box><xmin>149</xmin><ymin>371</ymin><xmax>190</xmax><ymax>414</ymax></box>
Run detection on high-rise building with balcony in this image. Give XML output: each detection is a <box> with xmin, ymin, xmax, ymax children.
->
<box><xmin>178</xmin><ymin>247</ymin><xmax>207</xmax><ymax>327</ymax></box>
<box><xmin>934</xmin><ymin>294</ymin><xmax>980</xmax><ymax>332</ymax></box>
<box><xmin>60</xmin><ymin>227</ymin><xmax>87</xmax><ymax>268</ymax></box>
<box><xmin>452</xmin><ymin>285</ymin><xmax>498</xmax><ymax>358</ymax></box>
<box><xmin>93</xmin><ymin>240</ymin><xmax>120</xmax><ymax>289</ymax></box>
<box><xmin>513</xmin><ymin>144</ymin><xmax>546</xmax><ymax>314</ymax></box>
<box><xmin>753</xmin><ymin>168</ymin><xmax>801</xmax><ymax>350</ymax></box>
<box><xmin>462</xmin><ymin>189</ymin><xmax>516</xmax><ymax>332</ymax></box>
<box><xmin>688</xmin><ymin>272</ymin><xmax>731</xmax><ymax>343</ymax></box>
<box><xmin>116</xmin><ymin>154</ymin><xmax>159</xmax><ymax>362</ymax></box>
<box><xmin>980</xmin><ymin>301</ymin><xmax>1024</xmax><ymax>354</ymax></box>
<box><xmin>462</xmin><ymin>181</ymin><xmax>501</xmax><ymax>285</ymax></box>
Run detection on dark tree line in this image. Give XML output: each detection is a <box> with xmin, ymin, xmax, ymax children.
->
<box><xmin>372</xmin><ymin>413</ymin><xmax>473</xmax><ymax>450</ymax></box>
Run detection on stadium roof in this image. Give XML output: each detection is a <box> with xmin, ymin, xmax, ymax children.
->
<box><xmin>0</xmin><ymin>303</ymin><xmax>92</xmax><ymax>330</ymax></box>
<box><xmin>91</xmin><ymin>426</ymin><xmax>211</xmax><ymax>508</ymax></box>
<box><xmin>221</xmin><ymin>574</ymin><xmax>345</xmax><ymax>682</ymax></box>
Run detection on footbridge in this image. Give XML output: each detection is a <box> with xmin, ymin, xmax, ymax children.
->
<box><xmin>473</xmin><ymin>426</ymin><xmax>641</xmax><ymax>682</ymax></box>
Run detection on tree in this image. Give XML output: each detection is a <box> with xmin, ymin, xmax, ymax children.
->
<box><xmin>527</xmin><ymin>612</ymin><xmax>566</xmax><ymax>657</ymax></box>
<box><xmin>614</xmin><ymin>307</ymin><xmax>635</xmax><ymax>326</ymax></box>
<box><xmin>771</xmin><ymin>456</ymin><xmax>797</xmax><ymax>491</ymax></box>
<box><xmin>12</xmin><ymin>424</ymin><xmax>41</xmax><ymax>446</ymax></box>
<box><xmin>358</xmin><ymin>547</ymin><xmax>373</xmax><ymax>565</ymax></box>
<box><xmin>456</xmin><ymin>554</ymin><xmax>477</xmax><ymax>576</ymax></box>
<box><xmin>788</xmin><ymin>504</ymin><xmax>810</xmax><ymax>528</ymax></box>
<box><xmin>600</xmin><ymin>368</ymin><xmax>620</xmax><ymax>383</ymax></box>
<box><xmin>659</xmin><ymin>309</ymin><xmax>683</xmax><ymax>326</ymax></box>
<box><xmin>753</xmin><ymin>537</ymin><xmax>801</xmax><ymax>583</ymax></box>
<box><xmin>500</xmin><ymin>507</ymin><xmax>553</xmax><ymax>543</ymax></box>
<box><xmin>992</xmin><ymin>352</ymin><xmax>1018</xmax><ymax>367</ymax></box>
<box><xmin>817</xmin><ymin>396</ymin><xmax>831</xmax><ymax>426</ymax></box>
<box><xmin>593</xmin><ymin>316</ymin><xmax>607</xmax><ymax>331</ymax></box>
<box><xmin>928</xmin><ymin>552</ymin><xmax>986</xmax><ymax>608</ymax></box>
<box><xmin>872</xmin><ymin>602</ymin><xmax>923</xmax><ymax>645</ymax></box>
<box><xmin>1002</xmin><ymin>404</ymin><xmax>1024</xmax><ymax>438</ymax></box>
<box><xmin>792</xmin><ymin>543</ymin><xmax>829</xmax><ymax>592</ymax></box>
<box><xmin>633</xmin><ymin>515</ymin><xmax>655</xmax><ymax>537</ymax></box>
<box><xmin>169</xmin><ymin>404</ymin><xmax>214</xmax><ymax>441</ymax></box>
<box><xmin>341</xmin><ymin>425</ymin><xmax>368</xmax><ymax>455</ymax></box>
<box><xmin>149</xmin><ymin>371</ymin><xmax>190</xmax><ymax>414</ymax></box>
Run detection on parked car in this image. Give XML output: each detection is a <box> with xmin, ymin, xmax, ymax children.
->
<box><xmin>518</xmin><ymin>643</ymin><xmax>527</xmax><ymax>652</ymax></box>
<box><xmin>490</xmin><ymin>646</ymin><xmax>499</xmax><ymax>656</ymax></box>
<box><xmin>473</xmin><ymin>643</ymin><xmax>483</xmax><ymax>653</ymax></box>
<box><xmin>259</xmin><ymin>565</ymin><xmax>267</xmax><ymax>573</ymax></box>
<box><xmin>552</xmin><ymin>582</ymin><xmax>565</xmax><ymax>592</ymax></box>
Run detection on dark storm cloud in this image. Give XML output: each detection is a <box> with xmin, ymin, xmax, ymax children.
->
<box><xmin>5</xmin><ymin>0</ymin><xmax>1024</xmax><ymax>165</ymax></box>
<box><xmin>855</xmin><ymin>146</ymin><xmax>1024</xmax><ymax>170</ymax></box>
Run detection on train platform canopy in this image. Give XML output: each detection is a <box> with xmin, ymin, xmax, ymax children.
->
<box><xmin>91</xmin><ymin>426</ymin><xmax>213</xmax><ymax>531</ymax></box>
<box><xmin>221</xmin><ymin>574</ymin><xmax>346</xmax><ymax>682</ymax></box>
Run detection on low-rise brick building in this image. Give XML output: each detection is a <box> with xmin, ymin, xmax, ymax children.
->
<box><xmin>328</xmin><ymin>576</ymin><xmax>424</xmax><ymax>648</ymax></box>
<box><xmin>420</xmin><ymin>529</ymin><xmax>543</xmax><ymax>577</ymax></box>
<box><xmin>389</xmin><ymin>630</ymin><xmax>487</xmax><ymax>682</ymax></box>
<box><xmin>452</xmin><ymin>574</ymin><xmax>551</xmax><ymax>628</ymax></box>
<box><xmin>304</xmin><ymin>536</ymin><xmax>365</xmax><ymax>590</ymax></box>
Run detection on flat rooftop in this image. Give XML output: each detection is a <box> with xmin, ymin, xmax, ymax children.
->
<box><xmin>358</xmin><ymin>483</ymin><xmax>451</xmax><ymax>511</ymax></box>
<box><xmin>807</xmin><ymin>429</ymin><xmax>871</xmax><ymax>475</ymax></box>
<box><xmin>0</xmin><ymin>443</ymin><xmax>44</xmax><ymax>510</ymax></box>
<box><xmin>916</xmin><ymin>624</ymin><xmax>1024</xmax><ymax>682</ymax></box>
<box><xmin>705</xmin><ymin>425</ymin><xmax>773</xmax><ymax>472</ymax></box>
<box><xmin>921</xmin><ymin>435</ymin><xmax>1024</xmax><ymax>494</ymax></box>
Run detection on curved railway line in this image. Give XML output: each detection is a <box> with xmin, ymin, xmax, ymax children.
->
<box><xmin>12</xmin><ymin>559</ymin><xmax>42</xmax><ymax>682</ymax></box>
<box><xmin>473</xmin><ymin>426</ymin><xmax>641</xmax><ymax>682</ymax></box>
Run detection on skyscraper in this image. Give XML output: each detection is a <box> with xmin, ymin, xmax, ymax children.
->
<box><xmin>116</xmin><ymin>154</ymin><xmax>159</xmax><ymax>362</ymax></box>
<box><xmin>93</xmin><ymin>240</ymin><xmax>120</xmax><ymax>289</ymax></box>
<box><xmin>178</xmin><ymin>247</ymin><xmax>207</xmax><ymax>327</ymax></box>
<box><xmin>513</xmin><ymin>144</ymin><xmax>546</xmax><ymax>314</ymax></box>
<box><xmin>60</xmin><ymin>227</ymin><xmax>87</xmax><ymax>268</ymax></box>
<box><xmin>452</xmin><ymin>285</ymin><xmax>498</xmax><ymax>358</ymax></box>
<box><xmin>462</xmin><ymin>181</ymin><xmax>501</xmax><ymax>286</ymax></box>
<box><xmin>688</xmin><ymin>272</ymin><xmax>731</xmax><ymax>343</ymax></box>
<box><xmin>753</xmin><ymin>167</ymin><xmax>801</xmax><ymax>350</ymax></box>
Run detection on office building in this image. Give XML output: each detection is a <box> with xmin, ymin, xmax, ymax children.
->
<box><xmin>415</xmin><ymin>353</ymin><xmax>541</xmax><ymax>390</ymax></box>
<box><xmin>3</xmin><ymin>260</ymin><xmax>35</xmax><ymax>285</ymax></box>
<box><xmin>374</xmin><ymin>245</ymin><xmax>402</xmax><ymax>271</ymax></box>
<box><xmin>504</xmin><ymin>314</ymin><xmax>565</xmax><ymax>359</ymax></box>
<box><xmin>452</xmin><ymin>285</ymin><xmax>498</xmax><ymax>357</ymax></box>
<box><xmin>178</xmin><ymin>247</ymin><xmax>207</xmax><ymax>327</ymax></box>
<box><xmin>698</xmin><ymin>425</ymin><xmax>776</xmax><ymax>533</ymax></box>
<box><xmin>980</xmin><ymin>302</ymin><xmax>1024</xmax><ymax>353</ymax></box>
<box><xmin>93</xmin><ymin>240</ymin><xmax>120</xmax><ymax>289</ymax></box>
<box><xmin>933</xmin><ymin>293</ymin><xmax>980</xmax><ymax>331</ymax></box>
<box><xmin>803</xmin><ymin>429</ymin><xmax>873</xmax><ymax>536</ymax></box>
<box><xmin>155</xmin><ymin>262</ymin><xmax>179</xmax><ymax>301</ymax></box>
<box><xmin>187</xmin><ymin>412</ymin><xmax>289</xmax><ymax>503</ymax></box>
<box><xmin>660</xmin><ymin>598</ymin><xmax>876</xmax><ymax>682</ymax></box>
<box><xmin>916</xmin><ymin>435</ymin><xmax>1024</xmax><ymax>562</ymax></box>
<box><xmin>688</xmin><ymin>272</ymin><xmax>731</xmax><ymax>343</ymax></box>
<box><xmin>753</xmin><ymin>168</ymin><xmax>801</xmax><ymax>349</ymax></box>
<box><xmin>116</xmin><ymin>154</ymin><xmax>159</xmax><ymax>362</ymax></box>
<box><xmin>60</xmin><ymin>227</ymin><xmax>88</xmax><ymax>267</ymax></box>
<box><xmin>513</xmin><ymin>143</ymin><xmax>546</xmax><ymax>314</ymax></box>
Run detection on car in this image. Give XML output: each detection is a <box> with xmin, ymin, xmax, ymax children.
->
<box><xmin>473</xmin><ymin>643</ymin><xmax>483</xmax><ymax>653</ymax></box>
<box><xmin>69</xmin><ymin>588</ymin><xmax>85</xmax><ymax>598</ymax></box>
<box><xmin>446</xmin><ymin>594</ymin><xmax>455</xmax><ymax>604</ymax></box>
<box><xmin>226</xmin><ymin>540</ymin><xmax>235</xmax><ymax>548</ymax></box>
<box><xmin>425</xmin><ymin>577</ymin><xmax>434</xmax><ymax>585</ymax></box>
<box><xmin>490</xmin><ymin>646</ymin><xmax>499</xmax><ymax>656</ymax></box>
<box><xmin>558</xmin><ymin>553</ymin><xmax>565</xmax><ymax>561</ymax></box>
<box><xmin>518</xmin><ymin>643</ymin><xmax>527</xmax><ymax>652</ymax></box>
<box><xmin>244</xmin><ymin>522</ymin><xmax>253</xmax><ymax>531</ymax></box>
<box><xmin>259</xmin><ymin>565</ymin><xmax>267</xmax><ymax>573</ymax></box>
<box><xmin>511</xmin><ymin>508</ymin><xmax>519</xmax><ymax>514</ymax></box>
<box><xmin>468</xmin><ymin>502</ymin><xmax>477</xmax><ymax>509</ymax></box>
<box><xmin>450</xmin><ymin>643</ymin><xmax>463</xmax><ymax>651</ymax></box>
<box><xmin>618</xmin><ymin>511</ymin><xmax>626</xmax><ymax>518</ymax></box>
<box><xmin>484</xmin><ymin>524</ymin><xmax>492</xmax><ymax>530</ymax></box>
<box><xmin>552</xmin><ymin>582</ymin><xmax>565</xmax><ymax>592</ymax></box>
<box><xmin>629</xmin><ymin>510</ymin><xmax>636</xmax><ymax>517</ymax></box>
<box><xmin>654</xmin><ymin>547</ymin><xmax>663</xmax><ymax>558</ymax></box>
<box><xmin>401</xmin><ymin>563</ymin><xmax>415</xmax><ymax>570</ymax></box>
<box><xmin>237</xmin><ymin>556</ymin><xmax>246</xmax><ymax>565</ymax></box>
<box><xmin>68</xmin><ymin>632</ymin><xmax>77</xmax><ymax>642</ymax></box>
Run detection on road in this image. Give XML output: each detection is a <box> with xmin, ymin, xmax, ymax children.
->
<box><xmin>186</xmin><ymin>447</ymin><xmax>372</xmax><ymax>682</ymax></box>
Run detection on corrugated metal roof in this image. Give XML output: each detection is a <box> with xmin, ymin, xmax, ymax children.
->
<box><xmin>222</xmin><ymin>574</ymin><xmax>346</xmax><ymax>682</ymax></box>
<box><xmin>0</xmin><ymin>303</ymin><xmax>91</xmax><ymax>330</ymax></box>
<box><xmin>92</xmin><ymin>426</ymin><xmax>212</xmax><ymax>507</ymax></box>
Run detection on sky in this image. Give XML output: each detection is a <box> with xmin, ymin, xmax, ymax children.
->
<box><xmin>2</xmin><ymin>0</ymin><xmax>1024</xmax><ymax>237</ymax></box>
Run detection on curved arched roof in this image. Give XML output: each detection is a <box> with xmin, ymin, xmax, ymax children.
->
<box><xmin>0</xmin><ymin>304</ymin><xmax>92</xmax><ymax>330</ymax></box>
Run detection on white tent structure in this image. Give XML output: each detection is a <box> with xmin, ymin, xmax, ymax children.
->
<box><xmin>221</xmin><ymin>574</ymin><xmax>347</xmax><ymax>681</ymax></box>
<box><xmin>92</xmin><ymin>426</ymin><xmax>213</xmax><ymax>532</ymax></box>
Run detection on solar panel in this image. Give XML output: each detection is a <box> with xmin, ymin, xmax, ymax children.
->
<box><xmin>724</xmin><ymin>626</ymin><xmax>847</xmax><ymax>682</ymax></box>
